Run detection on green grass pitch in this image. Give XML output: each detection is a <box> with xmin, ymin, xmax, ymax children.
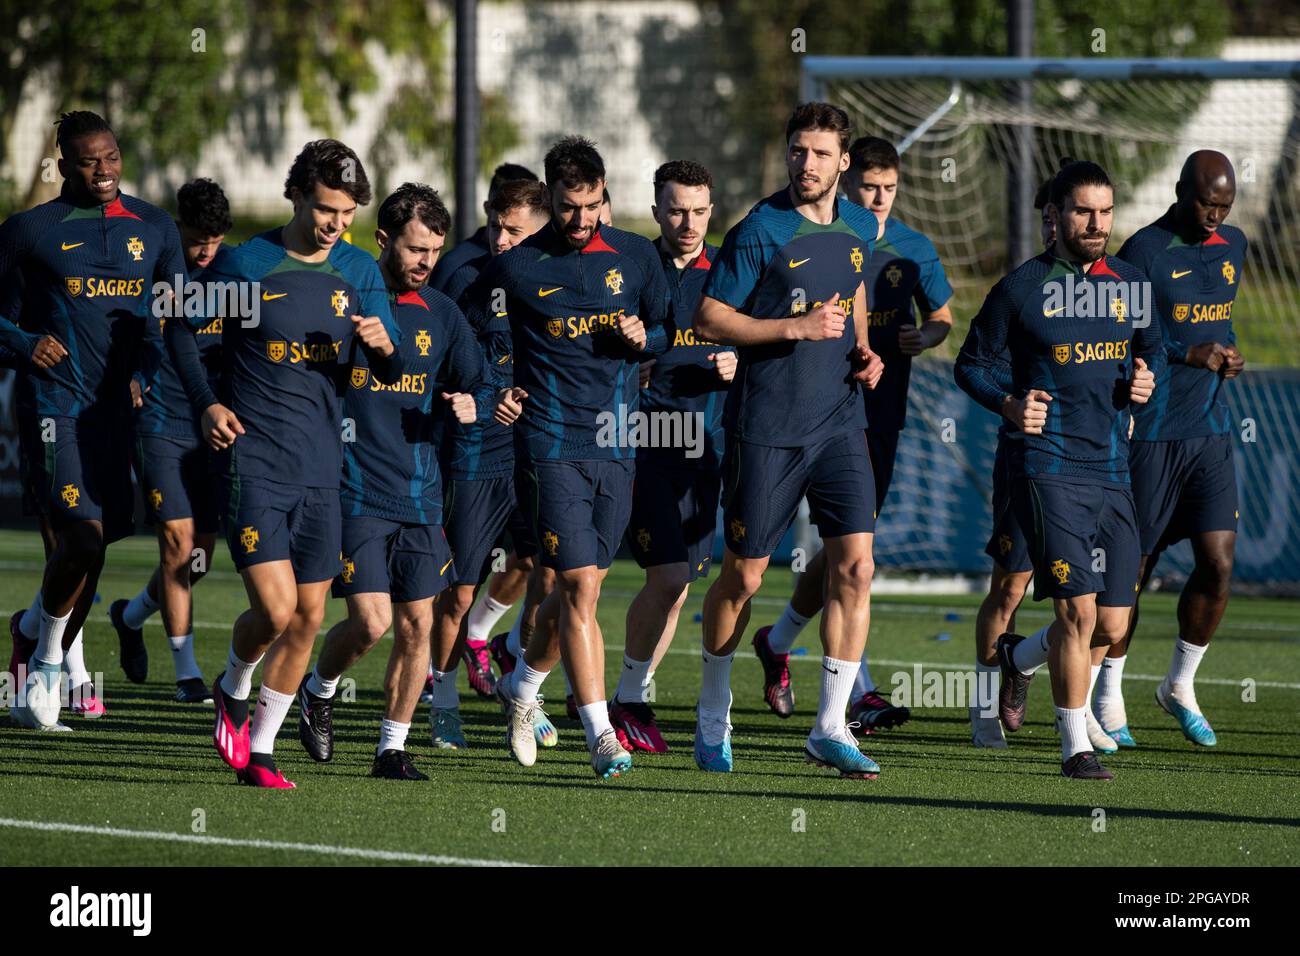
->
<box><xmin>1</xmin><ymin>530</ymin><xmax>1297</xmax><ymax>866</ymax></box>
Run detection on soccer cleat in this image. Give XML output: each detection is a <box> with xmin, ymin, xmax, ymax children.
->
<box><xmin>590</xmin><ymin>728</ymin><xmax>633</xmax><ymax>779</ymax></box>
<box><xmin>10</xmin><ymin>705</ymin><xmax>72</xmax><ymax>732</ymax></box>
<box><xmin>610</xmin><ymin>698</ymin><xmax>669</xmax><ymax>753</ymax></box>
<box><xmin>489</xmin><ymin>632</ymin><xmax>516</xmax><ymax>676</ymax></box>
<box><xmin>1085</xmin><ymin>709</ymin><xmax>1119</xmax><ymax>753</ymax></box>
<box><xmin>565</xmin><ymin>694</ymin><xmax>579</xmax><ymax>720</ymax></box>
<box><xmin>533</xmin><ymin>696</ymin><xmax>558</xmax><ymax>748</ymax></box>
<box><xmin>175</xmin><ymin>677</ymin><xmax>213</xmax><ymax>704</ymax></box>
<box><xmin>16</xmin><ymin>662</ymin><xmax>62</xmax><ymax>729</ymax></box>
<box><xmin>430</xmin><ymin>706</ymin><xmax>467</xmax><ymax>749</ymax></box>
<box><xmin>1155</xmin><ymin>679</ymin><xmax>1217</xmax><ymax>747</ymax></box>
<box><xmin>211</xmin><ymin>673</ymin><xmax>250</xmax><ymax>770</ymax></box>
<box><xmin>68</xmin><ymin>682</ymin><xmax>106</xmax><ymax>719</ymax></box>
<box><xmin>371</xmin><ymin>749</ymin><xmax>429</xmax><ymax>781</ymax></box>
<box><xmin>238</xmin><ymin>760</ymin><xmax>296</xmax><ymax>789</ymax></box>
<box><xmin>462</xmin><ymin>639</ymin><xmax>497</xmax><ymax>699</ymax></box>
<box><xmin>693</xmin><ymin>711</ymin><xmax>733</xmax><ymax>772</ymax></box>
<box><xmin>496</xmin><ymin>682</ymin><xmax>538</xmax><ymax>767</ymax></box>
<box><xmin>1105</xmin><ymin>724</ymin><xmax>1137</xmax><ymax>748</ymax></box>
<box><xmin>805</xmin><ymin>725</ymin><xmax>880</xmax><ymax>779</ymax></box>
<box><xmin>108</xmin><ymin>598</ymin><xmax>149</xmax><ymax>684</ymax></box>
<box><xmin>995</xmin><ymin>632</ymin><xmax>1034</xmax><ymax>732</ymax></box>
<box><xmin>969</xmin><ymin>706</ymin><xmax>1009</xmax><ymax>749</ymax></box>
<box><xmin>296</xmin><ymin>675</ymin><xmax>335</xmax><ymax>762</ymax></box>
<box><xmin>1061</xmin><ymin>751</ymin><xmax>1114</xmax><ymax>780</ymax></box>
<box><xmin>7</xmin><ymin>610</ymin><xmax>34</xmax><ymax>679</ymax></box>
<box><xmin>752</xmin><ymin>625</ymin><xmax>794</xmax><ymax>718</ymax></box>
<box><xmin>418</xmin><ymin>674</ymin><xmax>436</xmax><ymax>705</ymax></box>
<box><xmin>849</xmin><ymin>690</ymin><xmax>911</xmax><ymax>731</ymax></box>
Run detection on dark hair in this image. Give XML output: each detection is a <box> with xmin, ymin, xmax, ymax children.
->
<box><xmin>488</xmin><ymin>163</ymin><xmax>539</xmax><ymax>198</ymax></box>
<box><xmin>284</xmin><ymin>139</ymin><xmax>372</xmax><ymax>205</ymax></box>
<box><xmin>848</xmin><ymin>136</ymin><xmax>899</xmax><ymax>173</ymax></box>
<box><xmin>1033</xmin><ymin>178</ymin><xmax>1054</xmax><ymax>212</ymax></box>
<box><xmin>654</xmin><ymin>160</ymin><xmax>713</xmax><ymax>200</ymax></box>
<box><xmin>489</xmin><ymin>179</ymin><xmax>549</xmax><ymax>217</ymax></box>
<box><xmin>377</xmin><ymin>182</ymin><xmax>451</xmax><ymax>237</ymax></box>
<box><xmin>176</xmin><ymin>178</ymin><xmax>233</xmax><ymax>237</ymax></box>
<box><xmin>1049</xmin><ymin>160</ymin><xmax>1111</xmax><ymax>212</ymax></box>
<box><xmin>55</xmin><ymin>110</ymin><xmax>115</xmax><ymax>158</ymax></box>
<box><xmin>543</xmin><ymin>136</ymin><xmax>605</xmax><ymax>190</ymax></box>
<box><xmin>785</xmin><ymin>102</ymin><xmax>852</xmax><ymax>153</ymax></box>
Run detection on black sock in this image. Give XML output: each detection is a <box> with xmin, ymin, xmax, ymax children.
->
<box><xmin>225</xmin><ymin>695</ymin><xmax>249</xmax><ymax>726</ymax></box>
<box><xmin>248</xmin><ymin>752</ymin><xmax>275</xmax><ymax>770</ymax></box>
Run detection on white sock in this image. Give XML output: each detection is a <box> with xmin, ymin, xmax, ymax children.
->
<box><xmin>169</xmin><ymin>633</ymin><xmax>202</xmax><ymax>682</ymax></box>
<box><xmin>1087</xmin><ymin>662</ymin><xmax>1102</xmax><ymax>710</ymax></box>
<box><xmin>18</xmin><ymin>593</ymin><xmax>40</xmax><ymax>640</ymax></box>
<box><xmin>35</xmin><ymin>603</ymin><xmax>71</xmax><ymax>667</ymax></box>
<box><xmin>377</xmin><ymin>718</ymin><xmax>410</xmax><ymax>754</ymax></box>
<box><xmin>975</xmin><ymin>660</ymin><xmax>1000</xmax><ymax>719</ymax></box>
<box><xmin>306</xmin><ymin>665</ymin><xmax>339</xmax><ymax>700</ymax></box>
<box><xmin>506</xmin><ymin>607</ymin><xmax>525</xmax><ymax>657</ymax></box>
<box><xmin>1094</xmin><ymin>654</ymin><xmax>1128</xmax><ymax>729</ymax></box>
<box><xmin>509</xmin><ymin>661</ymin><xmax>549</xmax><ymax>704</ymax></box>
<box><xmin>62</xmin><ymin>629</ymin><xmax>90</xmax><ymax>686</ymax></box>
<box><xmin>852</xmin><ymin>650</ymin><xmax>876</xmax><ymax>699</ymax></box>
<box><xmin>1056</xmin><ymin>705</ymin><xmax>1090</xmax><ymax>760</ymax></box>
<box><xmin>249</xmin><ymin>685</ymin><xmax>294</xmax><ymax>755</ymax></box>
<box><xmin>815</xmin><ymin>656</ymin><xmax>860</xmax><ymax>738</ymax></box>
<box><xmin>122</xmin><ymin>587</ymin><xmax>160</xmax><ymax>630</ymax></box>
<box><xmin>1012</xmin><ymin>624</ymin><xmax>1051</xmax><ymax>675</ymax></box>
<box><xmin>766</xmin><ymin>603</ymin><xmax>810</xmax><ymax>655</ymax></box>
<box><xmin>219</xmin><ymin>646</ymin><xmax>261</xmax><ymax>701</ymax></box>
<box><xmin>1167</xmin><ymin>637</ymin><xmax>1207</xmax><ymax>691</ymax></box>
<box><xmin>614</xmin><ymin>653</ymin><xmax>653</xmax><ymax>704</ymax></box>
<box><xmin>466</xmin><ymin>594</ymin><xmax>512</xmax><ymax>643</ymax></box>
<box><xmin>699</xmin><ymin>648</ymin><xmax>734</xmax><ymax>719</ymax></box>
<box><xmin>431</xmin><ymin>667</ymin><xmax>460</xmax><ymax>709</ymax></box>
<box><xmin>578</xmin><ymin>701</ymin><xmax>613</xmax><ymax>749</ymax></box>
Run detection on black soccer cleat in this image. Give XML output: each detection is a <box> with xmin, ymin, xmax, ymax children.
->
<box><xmin>1061</xmin><ymin>751</ymin><xmax>1114</xmax><ymax>780</ymax></box>
<box><xmin>174</xmin><ymin>677</ymin><xmax>213</xmax><ymax>704</ymax></box>
<box><xmin>371</xmin><ymin>749</ymin><xmax>428</xmax><ymax>781</ymax></box>
<box><xmin>994</xmin><ymin>632</ymin><xmax>1033</xmax><ymax>732</ymax></box>
<box><xmin>109</xmin><ymin>599</ymin><xmax>149</xmax><ymax>684</ymax></box>
<box><xmin>296</xmin><ymin>675</ymin><xmax>335</xmax><ymax>763</ymax></box>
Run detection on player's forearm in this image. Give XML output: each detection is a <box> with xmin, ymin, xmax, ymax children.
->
<box><xmin>164</xmin><ymin>317</ymin><xmax>219</xmax><ymax>412</ymax></box>
<box><xmin>920</xmin><ymin>317</ymin><xmax>952</xmax><ymax>349</ymax></box>
<box><xmin>954</xmin><ymin>353</ymin><xmax>1012</xmax><ymax>416</ymax></box>
<box><xmin>365</xmin><ymin>342</ymin><xmax>404</xmax><ymax>385</ymax></box>
<box><xmin>0</xmin><ymin>318</ymin><xmax>37</xmax><ymax>360</ymax></box>
<box><xmin>694</xmin><ymin>300</ymin><xmax>800</xmax><ymax>346</ymax></box>
<box><xmin>1135</xmin><ymin>322</ymin><xmax>1167</xmax><ymax>381</ymax></box>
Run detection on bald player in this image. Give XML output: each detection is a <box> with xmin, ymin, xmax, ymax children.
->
<box><xmin>1095</xmin><ymin>151</ymin><xmax>1246</xmax><ymax>749</ymax></box>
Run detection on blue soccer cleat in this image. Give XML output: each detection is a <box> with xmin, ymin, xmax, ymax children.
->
<box><xmin>533</xmin><ymin>696</ymin><xmax>558</xmax><ymax>748</ymax></box>
<box><xmin>805</xmin><ymin>725</ymin><xmax>880</xmax><ymax>779</ymax></box>
<box><xmin>1156</xmin><ymin>680</ymin><xmax>1217</xmax><ymax>747</ymax></box>
<box><xmin>590</xmin><ymin>729</ymin><xmax>632</xmax><ymax>779</ymax></box>
<box><xmin>693</xmin><ymin>712</ymin><xmax>733</xmax><ymax>772</ymax></box>
<box><xmin>430</xmin><ymin>706</ymin><xmax>466</xmax><ymax>749</ymax></box>
<box><xmin>1105</xmin><ymin>723</ymin><xmax>1137</xmax><ymax>747</ymax></box>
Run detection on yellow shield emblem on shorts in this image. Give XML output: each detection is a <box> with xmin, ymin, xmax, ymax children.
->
<box><xmin>542</xmin><ymin>531</ymin><xmax>559</xmax><ymax>556</ymax></box>
<box><xmin>149</xmin><ymin>488</ymin><xmax>163</xmax><ymax>511</ymax></box>
<box><xmin>341</xmin><ymin>558</ymin><xmax>355</xmax><ymax>584</ymax></box>
<box><xmin>636</xmin><ymin>528</ymin><xmax>651</xmax><ymax>552</ymax></box>
<box><xmin>240</xmin><ymin>526</ymin><xmax>259</xmax><ymax>554</ymax></box>
<box><xmin>547</xmin><ymin>318</ymin><xmax>564</xmax><ymax>338</ymax></box>
<box><xmin>1053</xmin><ymin>344</ymin><xmax>1071</xmax><ymax>365</ymax></box>
<box><xmin>267</xmin><ymin>340</ymin><xmax>287</xmax><ymax>362</ymax></box>
<box><xmin>729</xmin><ymin>518</ymin><xmax>746</xmax><ymax>542</ymax></box>
<box><xmin>1051</xmin><ymin>559</ymin><xmax>1070</xmax><ymax>584</ymax></box>
<box><xmin>61</xmin><ymin>484</ymin><xmax>80</xmax><ymax>508</ymax></box>
<box><xmin>350</xmin><ymin>367</ymin><xmax>369</xmax><ymax>389</ymax></box>
<box><xmin>1173</xmin><ymin>304</ymin><xmax>1190</xmax><ymax>323</ymax></box>
<box><xmin>65</xmin><ymin>277</ymin><xmax>82</xmax><ymax>297</ymax></box>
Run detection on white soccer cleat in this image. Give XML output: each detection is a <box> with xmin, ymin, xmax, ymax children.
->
<box><xmin>496</xmin><ymin>682</ymin><xmax>537</xmax><ymax>767</ymax></box>
<box><xmin>969</xmin><ymin>706</ymin><xmax>1009</xmax><ymax>749</ymax></box>
<box><xmin>18</xmin><ymin>665</ymin><xmax>63</xmax><ymax>730</ymax></box>
<box><xmin>1085</xmin><ymin>707</ymin><xmax>1119</xmax><ymax>753</ymax></box>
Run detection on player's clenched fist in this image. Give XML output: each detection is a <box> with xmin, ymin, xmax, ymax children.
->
<box><xmin>1003</xmin><ymin>389</ymin><xmax>1053</xmax><ymax>435</ymax></box>
<box><xmin>794</xmin><ymin>294</ymin><xmax>846</xmax><ymax>341</ymax></box>
<box><xmin>708</xmin><ymin>351</ymin><xmax>737</xmax><ymax>383</ymax></box>
<box><xmin>202</xmin><ymin>402</ymin><xmax>245</xmax><ymax>450</ymax></box>
<box><xmin>1128</xmin><ymin>357</ymin><xmax>1155</xmax><ymax>405</ymax></box>
<box><xmin>1185</xmin><ymin>341</ymin><xmax>1228</xmax><ymax>374</ymax></box>
<box><xmin>896</xmin><ymin>324</ymin><xmax>926</xmax><ymax>357</ymax></box>
<box><xmin>495</xmin><ymin>386</ymin><xmax>528</xmax><ymax>426</ymax></box>
<box><xmin>1222</xmin><ymin>344</ymin><xmax>1245</xmax><ymax>379</ymax></box>
<box><xmin>351</xmin><ymin>314</ymin><xmax>394</xmax><ymax>357</ymax></box>
<box><xmin>30</xmin><ymin>335</ymin><xmax>68</xmax><ymax>370</ymax></box>
<box><xmin>851</xmin><ymin>344</ymin><xmax>884</xmax><ymax>389</ymax></box>
<box><xmin>442</xmin><ymin>391</ymin><xmax>476</xmax><ymax>424</ymax></box>
<box><xmin>616</xmin><ymin>313</ymin><xmax>646</xmax><ymax>350</ymax></box>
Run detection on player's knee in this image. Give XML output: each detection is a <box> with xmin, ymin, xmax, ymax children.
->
<box><xmin>253</xmin><ymin>599</ymin><xmax>295</xmax><ymax>637</ymax></box>
<box><xmin>994</xmin><ymin>574</ymin><xmax>1029</xmax><ymax>617</ymax></box>
<box><xmin>832</xmin><ymin>554</ymin><xmax>874</xmax><ymax>595</ymax></box>
<box><xmin>1058</xmin><ymin>603</ymin><xmax>1096</xmax><ymax>643</ymax></box>
<box><xmin>646</xmin><ymin>568</ymin><xmax>691</xmax><ymax>609</ymax></box>
<box><xmin>559</xmin><ymin>570</ymin><xmax>601</xmax><ymax>611</ymax></box>
<box><xmin>160</xmin><ymin>524</ymin><xmax>194</xmax><ymax>566</ymax></box>
<box><xmin>393</xmin><ymin>610</ymin><xmax>430</xmax><ymax>649</ymax></box>
<box><xmin>59</xmin><ymin>523</ymin><xmax>104</xmax><ymax>569</ymax></box>
<box><xmin>1200</xmin><ymin>552</ymin><xmax>1234</xmax><ymax>594</ymax></box>
<box><xmin>446</xmin><ymin>586</ymin><xmax>475</xmax><ymax>620</ymax></box>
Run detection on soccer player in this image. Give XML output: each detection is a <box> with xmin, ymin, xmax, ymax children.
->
<box><xmin>608</xmin><ymin>160</ymin><xmax>732</xmax><ymax>754</ymax></box>
<box><xmin>166</xmin><ymin>139</ymin><xmax>401</xmax><ymax>788</ymax></box>
<box><xmin>295</xmin><ymin>183</ymin><xmax>492</xmax><ymax>779</ymax></box>
<box><xmin>690</xmin><ymin>103</ymin><xmax>884</xmax><ymax>777</ymax></box>
<box><xmin>1096</xmin><ymin>151</ymin><xmax>1246</xmax><ymax>749</ymax></box>
<box><xmin>954</xmin><ymin>160</ymin><xmax>1164</xmax><ymax>779</ymax></box>
<box><xmin>109</xmin><ymin>178</ymin><xmax>232</xmax><ymax>704</ymax></box>
<box><xmin>751</xmin><ymin>135</ymin><xmax>952</xmax><ymax>734</ymax></box>
<box><xmin>485</xmin><ymin>135</ymin><xmax>669</xmax><ymax>778</ymax></box>
<box><xmin>429</xmin><ymin>163</ymin><xmax>539</xmax><ymax>295</ymax></box>
<box><xmin>1</xmin><ymin>111</ymin><xmax>190</xmax><ymax>730</ymax></box>
<box><xmin>429</xmin><ymin>178</ymin><xmax>553</xmax><ymax>748</ymax></box>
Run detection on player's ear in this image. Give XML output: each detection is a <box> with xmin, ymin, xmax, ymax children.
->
<box><xmin>839</xmin><ymin>151</ymin><xmax>851</xmax><ymax>172</ymax></box>
<box><xmin>374</xmin><ymin>228</ymin><xmax>388</xmax><ymax>252</ymax></box>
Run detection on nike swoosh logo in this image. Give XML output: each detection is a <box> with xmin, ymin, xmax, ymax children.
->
<box><xmin>1171</xmin><ymin>270</ymin><xmax>1192</xmax><ymax>279</ymax></box>
<box><xmin>440</xmin><ymin>556</ymin><xmax>454</xmax><ymax>575</ymax></box>
<box><xmin>538</xmin><ymin>287</ymin><xmax>562</xmax><ymax>297</ymax></box>
<box><xmin>262</xmin><ymin>291</ymin><xmax>288</xmax><ymax>301</ymax></box>
<box><xmin>60</xmin><ymin>242</ymin><xmax>84</xmax><ymax>251</ymax></box>
<box><xmin>823</xmin><ymin>665</ymin><xmax>839</xmax><ymax>675</ymax></box>
<box><xmin>497</xmin><ymin>354</ymin><xmax>510</xmax><ymax>365</ymax></box>
<box><xmin>788</xmin><ymin>258</ymin><xmax>810</xmax><ymax>269</ymax></box>
<box><xmin>494</xmin><ymin>311</ymin><xmax>508</xmax><ymax>316</ymax></box>
<box><xmin>1043</xmin><ymin>306</ymin><xmax>1067</xmax><ymax>316</ymax></box>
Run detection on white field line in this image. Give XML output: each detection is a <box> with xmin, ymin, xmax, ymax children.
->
<box><xmin>0</xmin><ymin>817</ymin><xmax>536</xmax><ymax>867</ymax></box>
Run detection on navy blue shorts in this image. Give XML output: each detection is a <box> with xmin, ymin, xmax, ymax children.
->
<box><xmin>1130</xmin><ymin>435</ymin><xmax>1238</xmax><ymax>554</ymax></box>
<box><xmin>444</xmin><ymin>476</ymin><xmax>516</xmax><ymax>586</ymax></box>
<box><xmin>333</xmin><ymin>516</ymin><xmax>452</xmax><ymax>603</ymax></box>
<box><xmin>866</xmin><ymin>427</ymin><xmax>901</xmax><ymax>515</ymax></box>
<box><xmin>31</xmin><ymin>413</ymin><xmax>134</xmax><ymax>544</ymax></box>
<box><xmin>986</xmin><ymin>438</ymin><xmax>1032</xmax><ymax>574</ymax></box>
<box><xmin>136</xmin><ymin>433</ymin><xmax>220</xmax><ymax>534</ymax></box>
<box><xmin>1014</xmin><ymin>477</ymin><xmax>1140</xmax><ymax>607</ymax></box>
<box><xmin>504</xmin><ymin>503</ymin><xmax>537</xmax><ymax>560</ymax></box>
<box><xmin>519</xmin><ymin>458</ymin><xmax>634</xmax><ymax>571</ymax></box>
<box><xmin>222</xmin><ymin>476</ymin><xmax>341</xmax><ymax>583</ymax></box>
<box><xmin>625</xmin><ymin>457</ymin><xmax>721</xmax><ymax>581</ymax></box>
<box><xmin>721</xmin><ymin>430</ymin><xmax>876</xmax><ymax>560</ymax></box>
